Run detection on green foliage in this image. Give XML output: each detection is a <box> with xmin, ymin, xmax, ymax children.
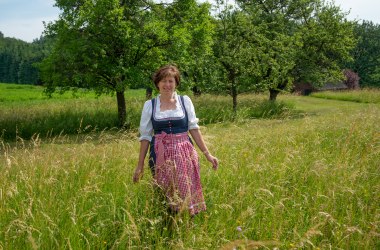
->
<box><xmin>39</xmin><ymin>0</ymin><xmax>214</xmax><ymax>125</ymax></box>
<box><xmin>211</xmin><ymin>4</ymin><xmax>264</xmax><ymax>109</ymax></box>
<box><xmin>1</xmin><ymin>95</ymin><xmax>379</xmax><ymax>249</ymax></box>
<box><xmin>346</xmin><ymin>21</ymin><xmax>380</xmax><ymax>88</ymax></box>
<box><xmin>287</xmin><ymin>1</ymin><xmax>354</xmax><ymax>86</ymax></box>
<box><xmin>0</xmin><ymin>33</ymin><xmax>52</xmax><ymax>84</ymax></box>
<box><xmin>237</xmin><ymin>0</ymin><xmax>300</xmax><ymax>92</ymax></box>
<box><xmin>209</xmin><ymin>0</ymin><xmax>355</xmax><ymax>108</ymax></box>
<box><xmin>1</xmin><ymin>0</ymin><xmax>359</xmax><ymax>107</ymax></box>
<box><xmin>248</xmin><ymin>99</ymin><xmax>294</xmax><ymax>118</ymax></box>
<box><xmin>165</xmin><ymin>0</ymin><xmax>215</xmax><ymax>93</ymax></box>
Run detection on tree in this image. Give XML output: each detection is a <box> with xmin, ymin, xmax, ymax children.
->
<box><xmin>347</xmin><ymin>21</ymin><xmax>380</xmax><ymax>87</ymax></box>
<box><xmin>343</xmin><ymin>69</ymin><xmax>360</xmax><ymax>90</ymax></box>
<box><xmin>211</xmin><ymin>1</ymin><xmax>265</xmax><ymax>113</ymax></box>
<box><xmin>292</xmin><ymin>1</ymin><xmax>355</xmax><ymax>90</ymax></box>
<box><xmin>39</xmin><ymin>0</ymin><xmax>213</xmax><ymax>126</ymax></box>
<box><xmin>40</xmin><ymin>0</ymin><xmax>162</xmax><ymax>126</ymax></box>
<box><xmin>237</xmin><ymin>0</ymin><xmax>355</xmax><ymax>101</ymax></box>
<box><xmin>239</xmin><ymin>0</ymin><xmax>299</xmax><ymax>101</ymax></box>
<box><xmin>165</xmin><ymin>0</ymin><xmax>215</xmax><ymax>95</ymax></box>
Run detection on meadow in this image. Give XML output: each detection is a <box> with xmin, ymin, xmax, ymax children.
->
<box><xmin>0</xmin><ymin>83</ymin><xmax>379</xmax><ymax>249</ymax></box>
<box><xmin>0</xmin><ymin>83</ymin><xmax>292</xmax><ymax>141</ymax></box>
<box><xmin>311</xmin><ymin>88</ymin><xmax>380</xmax><ymax>104</ymax></box>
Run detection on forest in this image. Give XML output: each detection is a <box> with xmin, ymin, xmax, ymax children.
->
<box><xmin>0</xmin><ymin>33</ymin><xmax>52</xmax><ymax>85</ymax></box>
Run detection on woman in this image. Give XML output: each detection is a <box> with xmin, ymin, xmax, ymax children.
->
<box><xmin>133</xmin><ymin>65</ymin><xmax>218</xmax><ymax>216</ymax></box>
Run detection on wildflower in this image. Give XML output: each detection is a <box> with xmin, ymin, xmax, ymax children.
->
<box><xmin>236</xmin><ymin>226</ymin><xmax>242</xmax><ymax>232</ymax></box>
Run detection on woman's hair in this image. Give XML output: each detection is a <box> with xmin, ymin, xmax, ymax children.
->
<box><xmin>152</xmin><ymin>65</ymin><xmax>181</xmax><ymax>89</ymax></box>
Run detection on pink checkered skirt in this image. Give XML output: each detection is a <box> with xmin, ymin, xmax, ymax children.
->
<box><xmin>153</xmin><ymin>132</ymin><xmax>206</xmax><ymax>215</ymax></box>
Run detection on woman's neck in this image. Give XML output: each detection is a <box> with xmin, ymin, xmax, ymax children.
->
<box><xmin>160</xmin><ymin>92</ymin><xmax>175</xmax><ymax>102</ymax></box>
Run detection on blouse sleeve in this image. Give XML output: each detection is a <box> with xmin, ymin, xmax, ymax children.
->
<box><xmin>139</xmin><ymin>100</ymin><xmax>153</xmax><ymax>141</ymax></box>
<box><xmin>183</xmin><ymin>95</ymin><xmax>200</xmax><ymax>130</ymax></box>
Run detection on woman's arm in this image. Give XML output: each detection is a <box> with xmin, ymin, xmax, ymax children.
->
<box><xmin>133</xmin><ymin>140</ymin><xmax>150</xmax><ymax>183</ymax></box>
<box><xmin>134</xmin><ymin>100</ymin><xmax>153</xmax><ymax>183</ymax></box>
<box><xmin>189</xmin><ymin>129</ymin><xmax>218</xmax><ymax>170</ymax></box>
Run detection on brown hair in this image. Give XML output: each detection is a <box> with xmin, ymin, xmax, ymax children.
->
<box><xmin>152</xmin><ymin>65</ymin><xmax>181</xmax><ymax>89</ymax></box>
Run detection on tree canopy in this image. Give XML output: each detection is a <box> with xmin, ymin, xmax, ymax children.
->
<box><xmin>234</xmin><ymin>0</ymin><xmax>355</xmax><ymax>101</ymax></box>
<box><xmin>346</xmin><ymin>21</ymin><xmax>380</xmax><ymax>88</ymax></box>
<box><xmin>39</xmin><ymin>0</ymin><xmax>214</xmax><ymax>125</ymax></box>
<box><xmin>1</xmin><ymin>0</ymin><xmax>376</xmax><ymax>117</ymax></box>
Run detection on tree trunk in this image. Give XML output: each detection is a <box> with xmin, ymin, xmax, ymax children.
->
<box><xmin>232</xmin><ymin>84</ymin><xmax>237</xmax><ymax>114</ymax></box>
<box><xmin>269</xmin><ymin>88</ymin><xmax>280</xmax><ymax>101</ymax></box>
<box><xmin>145</xmin><ymin>87</ymin><xmax>152</xmax><ymax>99</ymax></box>
<box><xmin>116</xmin><ymin>91</ymin><xmax>127</xmax><ymax>127</ymax></box>
<box><xmin>192</xmin><ymin>85</ymin><xmax>202</xmax><ymax>97</ymax></box>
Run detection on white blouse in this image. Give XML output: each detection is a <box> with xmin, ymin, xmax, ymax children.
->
<box><xmin>139</xmin><ymin>92</ymin><xmax>200</xmax><ymax>141</ymax></box>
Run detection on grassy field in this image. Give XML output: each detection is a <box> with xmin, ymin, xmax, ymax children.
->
<box><xmin>311</xmin><ymin>88</ymin><xmax>380</xmax><ymax>104</ymax></box>
<box><xmin>0</xmin><ymin>83</ymin><xmax>145</xmax><ymax>140</ymax></box>
<box><xmin>0</xmin><ymin>85</ymin><xmax>379</xmax><ymax>249</ymax></box>
<box><xmin>0</xmin><ymin>83</ymin><xmax>100</xmax><ymax>103</ymax></box>
<box><xmin>0</xmin><ymin>83</ymin><xmax>292</xmax><ymax>141</ymax></box>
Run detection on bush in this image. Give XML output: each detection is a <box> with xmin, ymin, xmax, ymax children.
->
<box><xmin>249</xmin><ymin>100</ymin><xmax>294</xmax><ymax>119</ymax></box>
<box><xmin>343</xmin><ymin>69</ymin><xmax>360</xmax><ymax>90</ymax></box>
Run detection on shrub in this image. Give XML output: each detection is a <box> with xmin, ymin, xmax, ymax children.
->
<box><xmin>343</xmin><ymin>69</ymin><xmax>360</xmax><ymax>90</ymax></box>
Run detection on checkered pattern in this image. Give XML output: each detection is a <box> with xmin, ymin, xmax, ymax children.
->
<box><xmin>154</xmin><ymin>132</ymin><xmax>206</xmax><ymax>215</ymax></box>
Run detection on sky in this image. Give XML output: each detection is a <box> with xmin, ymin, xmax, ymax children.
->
<box><xmin>1</xmin><ymin>0</ymin><xmax>380</xmax><ymax>43</ymax></box>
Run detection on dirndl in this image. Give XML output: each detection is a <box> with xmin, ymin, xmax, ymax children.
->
<box><xmin>153</xmin><ymin>131</ymin><xmax>206</xmax><ymax>215</ymax></box>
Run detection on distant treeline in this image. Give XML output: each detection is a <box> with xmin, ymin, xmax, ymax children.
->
<box><xmin>0</xmin><ymin>32</ymin><xmax>53</xmax><ymax>85</ymax></box>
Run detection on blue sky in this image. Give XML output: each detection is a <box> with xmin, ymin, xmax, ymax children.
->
<box><xmin>0</xmin><ymin>0</ymin><xmax>59</xmax><ymax>42</ymax></box>
<box><xmin>1</xmin><ymin>0</ymin><xmax>380</xmax><ymax>43</ymax></box>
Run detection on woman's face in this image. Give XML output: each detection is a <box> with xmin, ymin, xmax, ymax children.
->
<box><xmin>157</xmin><ymin>76</ymin><xmax>176</xmax><ymax>95</ymax></box>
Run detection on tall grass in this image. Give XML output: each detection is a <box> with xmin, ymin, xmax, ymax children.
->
<box><xmin>0</xmin><ymin>84</ymin><xmax>294</xmax><ymax>141</ymax></box>
<box><xmin>311</xmin><ymin>88</ymin><xmax>380</xmax><ymax>103</ymax></box>
<box><xmin>0</xmin><ymin>83</ymin><xmax>145</xmax><ymax>140</ymax></box>
<box><xmin>0</xmin><ymin>92</ymin><xmax>379</xmax><ymax>249</ymax></box>
<box><xmin>0</xmin><ymin>97</ymin><xmax>143</xmax><ymax>141</ymax></box>
<box><xmin>194</xmin><ymin>94</ymin><xmax>296</xmax><ymax>124</ymax></box>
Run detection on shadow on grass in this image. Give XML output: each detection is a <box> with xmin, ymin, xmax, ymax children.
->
<box><xmin>1</xmin><ymin>99</ymin><xmax>306</xmax><ymax>142</ymax></box>
<box><xmin>196</xmin><ymin>99</ymin><xmax>307</xmax><ymax>124</ymax></box>
<box><xmin>0</xmin><ymin>109</ymin><xmax>140</xmax><ymax>142</ymax></box>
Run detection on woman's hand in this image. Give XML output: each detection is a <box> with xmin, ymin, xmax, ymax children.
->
<box><xmin>133</xmin><ymin>165</ymin><xmax>144</xmax><ymax>183</ymax></box>
<box><xmin>205</xmin><ymin>153</ymin><xmax>218</xmax><ymax>170</ymax></box>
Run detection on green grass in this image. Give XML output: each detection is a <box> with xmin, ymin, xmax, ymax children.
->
<box><xmin>0</xmin><ymin>83</ymin><xmax>144</xmax><ymax>103</ymax></box>
<box><xmin>0</xmin><ymin>83</ymin><xmax>146</xmax><ymax>140</ymax></box>
<box><xmin>0</xmin><ymin>83</ymin><xmax>97</xmax><ymax>103</ymax></box>
<box><xmin>311</xmin><ymin>88</ymin><xmax>380</xmax><ymax>103</ymax></box>
<box><xmin>0</xmin><ymin>88</ymin><xmax>379</xmax><ymax>249</ymax></box>
<box><xmin>0</xmin><ymin>84</ymin><xmax>294</xmax><ymax>141</ymax></box>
